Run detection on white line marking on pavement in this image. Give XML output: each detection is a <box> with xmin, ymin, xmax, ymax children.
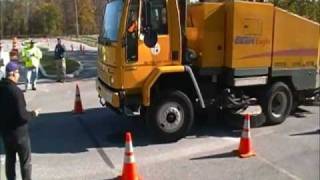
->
<box><xmin>258</xmin><ymin>156</ymin><xmax>301</xmax><ymax>180</ymax></box>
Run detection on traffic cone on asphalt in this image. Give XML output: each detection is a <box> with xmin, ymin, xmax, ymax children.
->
<box><xmin>73</xmin><ymin>84</ymin><xmax>84</xmax><ymax>113</ymax></box>
<box><xmin>119</xmin><ymin>132</ymin><xmax>142</xmax><ymax>180</ymax></box>
<box><xmin>235</xmin><ymin>114</ymin><xmax>256</xmax><ymax>158</ymax></box>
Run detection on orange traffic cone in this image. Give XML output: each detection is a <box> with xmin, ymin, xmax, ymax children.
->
<box><xmin>236</xmin><ymin>114</ymin><xmax>256</xmax><ymax>158</ymax></box>
<box><xmin>73</xmin><ymin>84</ymin><xmax>84</xmax><ymax>113</ymax></box>
<box><xmin>119</xmin><ymin>132</ymin><xmax>142</xmax><ymax>180</ymax></box>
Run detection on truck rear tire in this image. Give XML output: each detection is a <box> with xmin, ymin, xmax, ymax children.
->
<box><xmin>146</xmin><ymin>90</ymin><xmax>194</xmax><ymax>142</ymax></box>
<box><xmin>261</xmin><ymin>82</ymin><xmax>293</xmax><ymax>124</ymax></box>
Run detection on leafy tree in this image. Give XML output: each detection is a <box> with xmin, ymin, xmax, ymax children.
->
<box><xmin>268</xmin><ymin>0</ymin><xmax>320</xmax><ymax>22</ymax></box>
<box><xmin>30</xmin><ymin>3</ymin><xmax>63</xmax><ymax>35</ymax></box>
<box><xmin>2</xmin><ymin>0</ymin><xmax>26</xmax><ymax>36</ymax></box>
<box><xmin>0</xmin><ymin>0</ymin><xmax>319</xmax><ymax>36</ymax></box>
<box><xmin>78</xmin><ymin>0</ymin><xmax>97</xmax><ymax>34</ymax></box>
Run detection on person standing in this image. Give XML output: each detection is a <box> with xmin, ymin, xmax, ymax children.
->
<box><xmin>54</xmin><ymin>38</ymin><xmax>66</xmax><ymax>83</ymax></box>
<box><xmin>21</xmin><ymin>40</ymin><xmax>42</xmax><ymax>91</ymax></box>
<box><xmin>0</xmin><ymin>62</ymin><xmax>40</xmax><ymax>180</ymax></box>
<box><xmin>0</xmin><ymin>42</ymin><xmax>10</xmax><ymax>79</ymax></box>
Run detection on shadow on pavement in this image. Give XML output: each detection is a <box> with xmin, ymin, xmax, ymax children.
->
<box><xmin>28</xmin><ymin>108</ymin><xmax>241</xmax><ymax>154</ymax></box>
<box><xmin>190</xmin><ymin>151</ymin><xmax>237</xmax><ymax>160</ymax></box>
<box><xmin>290</xmin><ymin>129</ymin><xmax>320</xmax><ymax>136</ymax></box>
<box><xmin>11</xmin><ymin>105</ymin><xmax>319</xmax><ymax>155</ymax></box>
<box><xmin>291</xmin><ymin>107</ymin><xmax>313</xmax><ymax>118</ymax></box>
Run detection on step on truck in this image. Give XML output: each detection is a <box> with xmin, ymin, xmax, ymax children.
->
<box><xmin>96</xmin><ymin>0</ymin><xmax>320</xmax><ymax>142</ymax></box>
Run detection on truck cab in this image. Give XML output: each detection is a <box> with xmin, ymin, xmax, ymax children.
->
<box><xmin>97</xmin><ymin>0</ymin><xmax>185</xmax><ymax>110</ymax></box>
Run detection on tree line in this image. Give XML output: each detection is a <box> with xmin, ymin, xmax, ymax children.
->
<box><xmin>0</xmin><ymin>0</ymin><xmax>319</xmax><ymax>38</ymax></box>
<box><xmin>269</xmin><ymin>0</ymin><xmax>320</xmax><ymax>22</ymax></box>
<box><xmin>0</xmin><ymin>0</ymin><xmax>104</xmax><ymax>37</ymax></box>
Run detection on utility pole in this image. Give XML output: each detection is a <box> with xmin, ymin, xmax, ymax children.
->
<box><xmin>74</xmin><ymin>0</ymin><xmax>80</xmax><ymax>38</ymax></box>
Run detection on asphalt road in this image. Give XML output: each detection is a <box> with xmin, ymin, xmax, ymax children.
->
<box><xmin>10</xmin><ymin>80</ymin><xmax>320</xmax><ymax>180</ymax></box>
<box><xmin>0</xmin><ymin>39</ymin><xmax>319</xmax><ymax>180</ymax></box>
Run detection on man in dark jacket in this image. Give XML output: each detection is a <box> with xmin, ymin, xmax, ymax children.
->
<box><xmin>54</xmin><ymin>38</ymin><xmax>66</xmax><ymax>83</ymax></box>
<box><xmin>0</xmin><ymin>62</ymin><xmax>39</xmax><ymax>180</ymax></box>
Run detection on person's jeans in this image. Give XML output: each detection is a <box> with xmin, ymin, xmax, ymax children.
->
<box><xmin>3</xmin><ymin>134</ymin><xmax>32</xmax><ymax>180</ymax></box>
<box><xmin>25</xmin><ymin>67</ymin><xmax>38</xmax><ymax>89</ymax></box>
<box><xmin>55</xmin><ymin>59</ymin><xmax>66</xmax><ymax>81</ymax></box>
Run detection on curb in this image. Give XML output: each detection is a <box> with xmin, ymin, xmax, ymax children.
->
<box><xmin>39</xmin><ymin>59</ymin><xmax>83</xmax><ymax>79</ymax></box>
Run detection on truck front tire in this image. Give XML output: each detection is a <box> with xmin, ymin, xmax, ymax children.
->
<box><xmin>261</xmin><ymin>82</ymin><xmax>293</xmax><ymax>124</ymax></box>
<box><xmin>146</xmin><ymin>90</ymin><xmax>194</xmax><ymax>142</ymax></box>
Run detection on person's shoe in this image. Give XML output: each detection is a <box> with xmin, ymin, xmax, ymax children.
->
<box><xmin>32</xmin><ymin>87</ymin><xmax>37</xmax><ymax>91</ymax></box>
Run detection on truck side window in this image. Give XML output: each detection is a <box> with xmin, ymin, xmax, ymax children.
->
<box><xmin>141</xmin><ymin>1</ymin><xmax>168</xmax><ymax>35</ymax></box>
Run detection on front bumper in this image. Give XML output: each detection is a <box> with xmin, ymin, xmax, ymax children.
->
<box><xmin>96</xmin><ymin>79</ymin><xmax>121</xmax><ymax>108</ymax></box>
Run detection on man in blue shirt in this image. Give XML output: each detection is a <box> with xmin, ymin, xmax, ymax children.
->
<box><xmin>54</xmin><ymin>38</ymin><xmax>66</xmax><ymax>83</ymax></box>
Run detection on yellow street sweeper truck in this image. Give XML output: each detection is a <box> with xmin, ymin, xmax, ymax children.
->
<box><xmin>97</xmin><ymin>0</ymin><xmax>320</xmax><ymax>142</ymax></box>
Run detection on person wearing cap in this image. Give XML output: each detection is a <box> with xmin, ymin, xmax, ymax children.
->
<box><xmin>21</xmin><ymin>40</ymin><xmax>42</xmax><ymax>91</ymax></box>
<box><xmin>54</xmin><ymin>38</ymin><xmax>66</xmax><ymax>82</ymax></box>
<box><xmin>0</xmin><ymin>62</ymin><xmax>40</xmax><ymax>180</ymax></box>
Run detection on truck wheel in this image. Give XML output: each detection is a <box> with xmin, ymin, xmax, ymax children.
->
<box><xmin>261</xmin><ymin>82</ymin><xmax>293</xmax><ymax>124</ymax></box>
<box><xmin>146</xmin><ymin>90</ymin><xmax>194</xmax><ymax>142</ymax></box>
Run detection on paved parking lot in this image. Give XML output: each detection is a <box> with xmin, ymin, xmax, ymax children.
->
<box><xmin>0</xmin><ymin>78</ymin><xmax>318</xmax><ymax>180</ymax></box>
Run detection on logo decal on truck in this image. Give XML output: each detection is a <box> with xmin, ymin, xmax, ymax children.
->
<box><xmin>235</xmin><ymin>36</ymin><xmax>270</xmax><ymax>46</ymax></box>
<box><xmin>151</xmin><ymin>43</ymin><xmax>161</xmax><ymax>55</ymax></box>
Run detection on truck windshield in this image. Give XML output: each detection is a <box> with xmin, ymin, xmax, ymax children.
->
<box><xmin>101</xmin><ymin>0</ymin><xmax>124</xmax><ymax>42</ymax></box>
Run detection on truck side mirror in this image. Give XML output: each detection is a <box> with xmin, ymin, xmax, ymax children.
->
<box><xmin>144</xmin><ymin>28</ymin><xmax>158</xmax><ymax>48</ymax></box>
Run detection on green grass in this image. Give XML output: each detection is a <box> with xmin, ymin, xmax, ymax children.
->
<box><xmin>41</xmin><ymin>52</ymin><xmax>80</xmax><ymax>75</ymax></box>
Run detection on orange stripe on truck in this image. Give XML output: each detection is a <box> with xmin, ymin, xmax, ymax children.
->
<box><xmin>240</xmin><ymin>48</ymin><xmax>318</xmax><ymax>59</ymax></box>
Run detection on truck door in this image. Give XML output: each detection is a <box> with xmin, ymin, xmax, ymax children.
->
<box><xmin>126</xmin><ymin>0</ymin><xmax>170</xmax><ymax>65</ymax></box>
<box><xmin>123</xmin><ymin>0</ymin><xmax>172</xmax><ymax>89</ymax></box>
